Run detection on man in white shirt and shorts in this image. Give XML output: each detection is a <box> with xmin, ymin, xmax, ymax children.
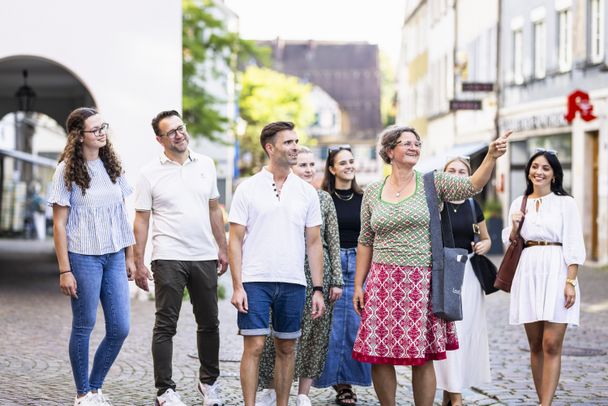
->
<box><xmin>228</xmin><ymin>121</ymin><xmax>326</xmax><ymax>406</ymax></box>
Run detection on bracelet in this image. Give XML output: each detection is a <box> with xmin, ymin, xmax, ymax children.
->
<box><xmin>59</xmin><ymin>270</ymin><xmax>72</xmax><ymax>275</ymax></box>
<box><xmin>312</xmin><ymin>286</ymin><xmax>324</xmax><ymax>294</ymax></box>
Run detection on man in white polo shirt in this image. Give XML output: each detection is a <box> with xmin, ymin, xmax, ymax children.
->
<box><xmin>228</xmin><ymin>121</ymin><xmax>326</xmax><ymax>406</ymax></box>
<box><xmin>133</xmin><ymin>110</ymin><xmax>227</xmax><ymax>406</ymax></box>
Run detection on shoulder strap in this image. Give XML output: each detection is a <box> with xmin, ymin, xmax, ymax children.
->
<box><xmin>468</xmin><ymin>198</ymin><xmax>480</xmax><ymax>244</ymax></box>
<box><xmin>441</xmin><ymin>201</ymin><xmax>457</xmax><ymax>248</ymax></box>
<box><xmin>424</xmin><ymin>171</ymin><xmax>444</xmax><ymax>271</ymax></box>
<box><xmin>513</xmin><ymin>195</ymin><xmax>528</xmax><ymax>238</ymax></box>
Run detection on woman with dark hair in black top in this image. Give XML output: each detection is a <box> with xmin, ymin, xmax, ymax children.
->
<box><xmin>313</xmin><ymin>146</ymin><xmax>371</xmax><ymax>405</ymax></box>
<box><xmin>434</xmin><ymin>157</ymin><xmax>492</xmax><ymax>406</ymax></box>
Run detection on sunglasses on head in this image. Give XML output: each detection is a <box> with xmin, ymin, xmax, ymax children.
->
<box><xmin>328</xmin><ymin>144</ymin><xmax>351</xmax><ymax>153</ymax></box>
<box><xmin>535</xmin><ymin>148</ymin><xmax>558</xmax><ymax>156</ymax></box>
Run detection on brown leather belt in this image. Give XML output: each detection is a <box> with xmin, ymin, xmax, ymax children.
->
<box><xmin>524</xmin><ymin>240</ymin><xmax>563</xmax><ymax>248</ymax></box>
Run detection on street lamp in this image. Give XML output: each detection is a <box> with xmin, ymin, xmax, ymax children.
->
<box><xmin>15</xmin><ymin>69</ymin><xmax>36</xmax><ymax>112</ymax></box>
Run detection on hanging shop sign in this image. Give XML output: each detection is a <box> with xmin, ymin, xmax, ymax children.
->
<box><xmin>499</xmin><ymin>112</ymin><xmax>568</xmax><ymax>133</ymax></box>
<box><xmin>449</xmin><ymin>100</ymin><xmax>482</xmax><ymax>110</ymax></box>
<box><xmin>564</xmin><ymin>89</ymin><xmax>597</xmax><ymax>123</ymax></box>
<box><xmin>462</xmin><ymin>82</ymin><xmax>494</xmax><ymax>92</ymax></box>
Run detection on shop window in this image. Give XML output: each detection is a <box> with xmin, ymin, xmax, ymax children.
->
<box><xmin>533</xmin><ymin>20</ymin><xmax>546</xmax><ymax>79</ymax></box>
<box><xmin>590</xmin><ymin>0</ymin><xmax>605</xmax><ymax>63</ymax></box>
<box><xmin>513</xmin><ymin>29</ymin><xmax>524</xmax><ymax>84</ymax></box>
<box><xmin>558</xmin><ymin>8</ymin><xmax>573</xmax><ymax>72</ymax></box>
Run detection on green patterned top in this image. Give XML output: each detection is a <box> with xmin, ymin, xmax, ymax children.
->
<box><xmin>317</xmin><ymin>190</ymin><xmax>343</xmax><ymax>287</ymax></box>
<box><xmin>358</xmin><ymin>171</ymin><xmax>478</xmax><ymax>267</ymax></box>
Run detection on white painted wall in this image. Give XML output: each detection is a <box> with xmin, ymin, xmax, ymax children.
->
<box><xmin>0</xmin><ymin>0</ymin><xmax>182</xmax><ymax>208</ymax></box>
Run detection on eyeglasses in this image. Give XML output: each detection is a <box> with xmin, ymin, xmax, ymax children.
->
<box><xmin>397</xmin><ymin>140</ymin><xmax>423</xmax><ymax>149</ymax></box>
<box><xmin>535</xmin><ymin>148</ymin><xmax>558</xmax><ymax>156</ymax></box>
<box><xmin>162</xmin><ymin>124</ymin><xmax>188</xmax><ymax>139</ymax></box>
<box><xmin>81</xmin><ymin>123</ymin><xmax>109</xmax><ymax>137</ymax></box>
<box><xmin>328</xmin><ymin>144</ymin><xmax>351</xmax><ymax>154</ymax></box>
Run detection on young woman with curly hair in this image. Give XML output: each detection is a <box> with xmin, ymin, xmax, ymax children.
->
<box><xmin>49</xmin><ymin>107</ymin><xmax>135</xmax><ymax>406</ymax></box>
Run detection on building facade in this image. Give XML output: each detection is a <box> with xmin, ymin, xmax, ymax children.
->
<box><xmin>257</xmin><ymin>39</ymin><xmax>383</xmax><ymax>184</ymax></box>
<box><xmin>0</xmin><ymin>0</ymin><xmax>182</xmax><ymax>236</ymax></box>
<box><xmin>498</xmin><ymin>0</ymin><xmax>608</xmax><ymax>265</ymax></box>
<box><xmin>397</xmin><ymin>0</ymin><xmax>499</xmax><ymax>173</ymax></box>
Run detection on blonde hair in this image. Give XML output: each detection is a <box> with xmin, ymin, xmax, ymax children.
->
<box><xmin>297</xmin><ymin>145</ymin><xmax>312</xmax><ymax>154</ymax></box>
<box><xmin>443</xmin><ymin>157</ymin><xmax>472</xmax><ymax>176</ymax></box>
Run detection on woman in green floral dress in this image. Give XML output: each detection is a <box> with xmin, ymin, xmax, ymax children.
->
<box><xmin>256</xmin><ymin>146</ymin><xmax>343</xmax><ymax>406</ymax></box>
<box><xmin>352</xmin><ymin>125</ymin><xmax>512</xmax><ymax>406</ymax></box>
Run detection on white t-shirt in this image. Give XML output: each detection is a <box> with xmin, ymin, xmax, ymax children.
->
<box><xmin>228</xmin><ymin>167</ymin><xmax>322</xmax><ymax>286</ymax></box>
<box><xmin>135</xmin><ymin>151</ymin><xmax>220</xmax><ymax>261</ymax></box>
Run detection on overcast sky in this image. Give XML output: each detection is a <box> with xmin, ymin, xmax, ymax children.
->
<box><xmin>224</xmin><ymin>0</ymin><xmax>406</xmax><ymax>66</ymax></box>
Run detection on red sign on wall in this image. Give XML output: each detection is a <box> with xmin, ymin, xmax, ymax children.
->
<box><xmin>564</xmin><ymin>89</ymin><xmax>597</xmax><ymax>123</ymax></box>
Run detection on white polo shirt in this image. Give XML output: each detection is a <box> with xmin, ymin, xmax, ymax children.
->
<box><xmin>228</xmin><ymin>167</ymin><xmax>322</xmax><ymax>286</ymax></box>
<box><xmin>135</xmin><ymin>151</ymin><xmax>220</xmax><ymax>261</ymax></box>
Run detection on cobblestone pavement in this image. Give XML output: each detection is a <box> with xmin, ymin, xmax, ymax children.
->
<box><xmin>1</xmin><ymin>240</ymin><xmax>607</xmax><ymax>405</ymax></box>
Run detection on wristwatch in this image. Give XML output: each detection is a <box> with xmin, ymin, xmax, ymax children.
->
<box><xmin>566</xmin><ymin>278</ymin><xmax>577</xmax><ymax>287</ymax></box>
<box><xmin>312</xmin><ymin>286</ymin><xmax>324</xmax><ymax>294</ymax></box>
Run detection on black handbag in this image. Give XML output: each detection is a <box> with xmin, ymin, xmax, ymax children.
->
<box><xmin>424</xmin><ymin>172</ymin><xmax>468</xmax><ymax>321</ymax></box>
<box><xmin>467</xmin><ymin>199</ymin><xmax>499</xmax><ymax>295</ymax></box>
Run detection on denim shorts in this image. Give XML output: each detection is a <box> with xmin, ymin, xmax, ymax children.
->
<box><xmin>238</xmin><ymin>282</ymin><xmax>306</xmax><ymax>339</ymax></box>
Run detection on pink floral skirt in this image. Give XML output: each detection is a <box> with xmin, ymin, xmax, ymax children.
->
<box><xmin>352</xmin><ymin>262</ymin><xmax>458</xmax><ymax>366</ymax></box>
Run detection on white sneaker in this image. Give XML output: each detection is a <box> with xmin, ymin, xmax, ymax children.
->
<box><xmin>197</xmin><ymin>381</ymin><xmax>224</xmax><ymax>406</ymax></box>
<box><xmin>155</xmin><ymin>389</ymin><xmax>186</xmax><ymax>406</ymax></box>
<box><xmin>255</xmin><ymin>389</ymin><xmax>277</xmax><ymax>406</ymax></box>
<box><xmin>73</xmin><ymin>392</ymin><xmax>97</xmax><ymax>406</ymax></box>
<box><xmin>92</xmin><ymin>389</ymin><xmax>112</xmax><ymax>405</ymax></box>
<box><xmin>295</xmin><ymin>394</ymin><xmax>312</xmax><ymax>406</ymax></box>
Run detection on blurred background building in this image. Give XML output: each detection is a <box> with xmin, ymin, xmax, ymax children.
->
<box><xmin>396</xmin><ymin>0</ymin><xmax>608</xmax><ymax>265</ymax></box>
<box><xmin>0</xmin><ymin>0</ymin><xmax>182</xmax><ymax>238</ymax></box>
<box><xmin>256</xmin><ymin>39</ymin><xmax>383</xmax><ymax>184</ymax></box>
<box><xmin>498</xmin><ymin>0</ymin><xmax>608</xmax><ymax>265</ymax></box>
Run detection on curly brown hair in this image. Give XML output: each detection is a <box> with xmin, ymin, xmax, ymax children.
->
<box><xmin>59</xmin><ymin>107</ymin><xmax>123</xmax><ymax>195</ymax></box>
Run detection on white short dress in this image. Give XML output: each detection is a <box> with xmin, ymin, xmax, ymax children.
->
<box><xmin>502</xmin><ymin>193</ymin><xmax>586</xmax><ymax>326</ymax></box>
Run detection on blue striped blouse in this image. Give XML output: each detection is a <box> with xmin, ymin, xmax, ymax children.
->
<box><xmin>48</xmin><ymin>159</ymin><xmax>135</xmax><ymax>255</ymax></box>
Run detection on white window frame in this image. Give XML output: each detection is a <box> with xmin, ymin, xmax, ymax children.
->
<box><xmin>558</xmin><ymin>8</ymin><xmax>573</xmax><ymax>72</ymax></box>
<box><xmin>513</xmin><ymin>29</ymin><xmax>524</xmax><ymax>84</ymax></box>
<box><xmin>590</xmin><ymin>0</ymin><xmax>605</xmax><ymax>63</ymax></box>
<box><xmin>533</xmin><ymin>20</ymin><xmax>546</xmax><ymax>79</ymax></box>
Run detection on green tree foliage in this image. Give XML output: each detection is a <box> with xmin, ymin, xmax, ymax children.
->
<box><xmin>238</xmin><ymin>66</ymin><xmax>315</xmax><ymax>175</ymax></box>
<box><xmin>182</xmin><ymin>0</ymin><xmax>266</xmax><ymax>141</ymax></box>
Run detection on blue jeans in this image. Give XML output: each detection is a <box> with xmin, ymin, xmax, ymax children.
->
<box><xmin>314</xmin><ymin>248</ymin><xmax>371</xmax><ymax>387</ymax></box>
<box><xmin>238</xmin><ymin>282</ymin><xmax>306</xmax><ymax>339</ymax></box>
<box><xmin>68</xmin><ymin>250</ymin><xmax>130</xmax><ymax>395</ymax></box>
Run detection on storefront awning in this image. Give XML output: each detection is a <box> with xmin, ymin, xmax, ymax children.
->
<box><xmin>0</xmin><ymin>148</ymin><xmax>57</xmax><ymax>168</ymax></box>
<box><xmin>415</xmin><ymin>142</ymin><xmax>488</xmax><ymax>172</ymax></box>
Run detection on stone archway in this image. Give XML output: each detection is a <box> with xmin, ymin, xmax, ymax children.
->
<box><xmin>0</xmin><ymin>55</ymin><xmax>96</xmax><ymax>124</ymax></box>
<box><xmin>0</xmin><ymin>55</ymin><xmax>96</xmax><ymax>237</ymax></box>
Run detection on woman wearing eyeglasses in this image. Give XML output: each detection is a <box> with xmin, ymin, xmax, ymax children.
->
<box><xmin>313</xmin><ymin>144</ymin><xmax>371</xmax><ymax>406</ymax></box>
<box><xmin>256</xmin><ymin>146</ymin><xmax>343</xmax><ymax>406</ymax></box>
<box><xmin>433</xmin><ymin>157</ymin><xmax>492</xmax><ymax>406</ymax></box>
<box><xmin>503</xmin><ymin>149</ymin><xmax>585</xmax><ymax>406</ymax></box>
<box><xmin>352</xmin><ymin>125</ymin><xmax>511</xmax><ymax>406</ymax></box>
<box><xmin>49</xmin><ymin>107</ymin><xmax>135</xmax><ymax>406</ymax></box>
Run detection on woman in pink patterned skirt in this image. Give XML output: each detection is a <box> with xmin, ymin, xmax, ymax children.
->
<box><xmin>352</xmin><ymin>125</ymin><xmax>511</xmax><ymax>405</ymax></box>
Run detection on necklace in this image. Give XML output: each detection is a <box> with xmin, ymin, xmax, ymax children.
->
<box><xmin>334</xmin><ymin>190</ymin><xmax>354</xmax><ymax>201</ymax></box>
<box><xmin>447</xmin><ymin>202</ymin><xmax>461</xmax><ymax>213</ymax></box>
<box><xmin>390</xmin><ymin>172</ymin><xmax>415</xmax><ymax>197</ymax></box>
